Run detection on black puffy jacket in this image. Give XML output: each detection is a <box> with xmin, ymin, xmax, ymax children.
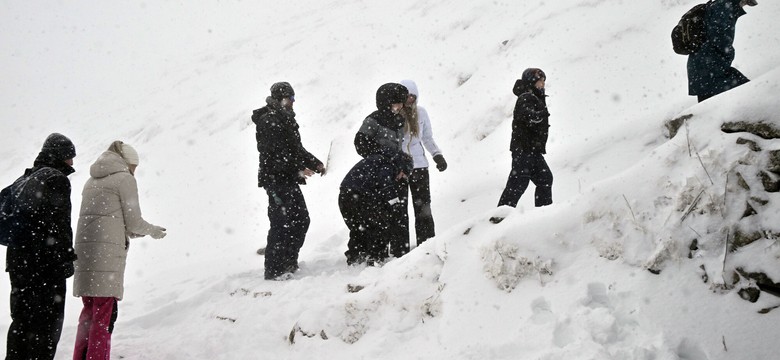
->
<box><xmin>354</xmin><ymin>83</ymin><xmax>408</xmax><ymax>158</ymax></box>
<box><xmin>5</xmin><ymin>151</ymin><xmax>77</xmax><ymax>280</ymax></box>
<box><xmin>252</xmin><ymin>97</ymin><xmax>322</xmax><ymax>188</ymax></box>
<box><xmin>510</xmin><ymin>81</ymin><xmax>550</xmax><ymax>154</ymax></box>
<box><xmin>340</xmin><ymin>154</ymin><xmax>404</xmax><ymax>204</ymax></box>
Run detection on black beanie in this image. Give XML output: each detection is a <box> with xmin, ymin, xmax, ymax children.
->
<box><xmin>522</xmin><ymin>68</ymin><xmax>546</xmax><ymax>83</ymax></box>
<box><xmin>41</xmin><ymin>133</ymin><xmax>76</xmax><ymax>161</ymax></box>
<box><xmin>270</xmin><ymin>82</ymin><xmax>295</xmax><ymax>100</ymax></box>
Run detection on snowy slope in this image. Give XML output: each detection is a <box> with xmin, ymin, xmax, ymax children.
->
<box><xmin>1</xmin><ymin>1</ymin><xmax>780</xmax><ymax>359</ymax></box>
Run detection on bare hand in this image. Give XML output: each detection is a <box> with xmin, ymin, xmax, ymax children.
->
<box><xmin>317</xmin><ymin>164</ymin><xmax>327</xmax><ymax>176</ymax></box>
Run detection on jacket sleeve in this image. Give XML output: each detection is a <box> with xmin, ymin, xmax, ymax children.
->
<box><xmin>418</xmin><ymin>107</ymin><xmax>442</xmax><ymax>157</ymax></box>
<box><xmin>299</xmin><ymin>147</ymin><xmax>323</xmax><ymax>172</ymax></box>
<box><xmin>118</xmin><ymin>175</ymin><xmax>158</xmax><ymax>237</ymax></box>
<box><xmin>355</xmin><ymin>117</ymin><xmax>383</xmax><ymax>158</ymax></box>
<box><xmin>295</xmin><ymin>131</ymin><xmax>323</xmax><ymax>172</ymax></box>
<box><xmin>514</xmin><ymin>94</ymin><xmax>549</xmax><ymax>126</ymax></box>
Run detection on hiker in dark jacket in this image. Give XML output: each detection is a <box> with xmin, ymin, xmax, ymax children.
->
<box><xmin>339</xmin><ymin>151</ymin><xmax>412</xmax><ymax>266</ymax></box>
<box><xmin>493</xmin><ymin>69</ymin><xmax>553</xmax><ymax>222</ymax></box>
<box><xmin>4</xmin><ymin>133</ymin><xmax>78</xmax><ymax>360</ymax></box>
<box><xmin>354</xmin><ymin>83</ymin><xmax>413</xmax><ymax>258</ymax></box>
<box><xmin>687</xmin><ymin>0</ymin><xmax>756</xmax><ymax>102</ymax></box>
<box><xmin>252</xmin><ymin>82</ymin><xmax>324</xmax><ymax>280</ymax></box>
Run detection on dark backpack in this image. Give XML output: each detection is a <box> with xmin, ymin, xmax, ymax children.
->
<box><xmin>0</xmin><ymin>175</ymin><xmax>30</xmax><ymax>247</ymax></box>
<box><xmin>671</xmin><ymin>1</ymin><xmax>712</xmax><ymax>55</ymax></box>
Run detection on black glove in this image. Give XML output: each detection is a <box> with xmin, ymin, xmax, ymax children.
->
<box><xmin>433</xmin><ymin>154</ymin><xmax>447</xmax><ymax>172</ymax></box>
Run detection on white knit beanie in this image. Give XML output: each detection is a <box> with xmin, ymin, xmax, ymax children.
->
<box><xmin>120</xmin><ymin>143</ymin><xmax>140</xmax><ymax>165</ymax></box>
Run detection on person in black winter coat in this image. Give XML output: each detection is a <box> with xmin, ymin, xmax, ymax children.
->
<box><xmin>687</xmin><ymin>0</ymin><xmax>756</xmax><ymax>102</ymax></box>
<box><xmin>339</xmin><ymin>151</ymin><xmax>412</xmax><ymax>266</ymax></box>
<box><xmin>252</xmin><ymin>82</ymin><xmax>324</xmax><ymax>280</ymax></box>
<box><xmin>493</xmin><ymin>69</ymin><xmax>553</xmax><ymax>222</ymax></box>
<box><xmin>4</xmin><ymin>133</ymin><xmax>78</xmax><ymax>360</ymax></box>
<box><xmin>354</xmin><ymin>83</ymin><xmax>413</xmax><ymax>258</ymax></box>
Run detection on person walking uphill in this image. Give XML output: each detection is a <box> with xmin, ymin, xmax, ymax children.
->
<box><xmin>492</xmin><ymin>68</ymin><xmax>553</xmax><ymax>223</ymax></box>
<box><xmin>354</xmin><ymin>83</ymin><xmax>413</xmax><ymax>258</ymax></box>
<box><xmin>72</xmin><ymin>141</ymin><xmax>167</xmax><ymax>360</ymax></box>
<box><xmin>687</xmin><ymin>0</ymin><xmax>757</xmax><ymax>103</ymax></box>
<box><xmin>399</xmin><ymin>79</ymin><xmax>447</xmax><ymax>246</ymax></box>
<box><xmin>253</xmin><ymin>82</ymin><xmax>325</xmax><ymax>280</ymax></box>
<box><xmin>3</xmin><ymin>133</ymin><xmax>78</xmax><ymax>360</ymax></box>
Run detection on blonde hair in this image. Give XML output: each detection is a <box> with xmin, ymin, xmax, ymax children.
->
<box><xmin>401</xmin><ymin>103</ymin><xmax>419</xmax><ymax>138</ymax></box>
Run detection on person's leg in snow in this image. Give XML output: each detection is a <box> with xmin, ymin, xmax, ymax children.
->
<box><xmin>409</xmin><ymin>168</ymin><xmax>435</xmax><ymax>245</ymax></box>
<box><xmin>388</xmin><ymin>178</ymin><xmax>410</xmax><ymax>258</ymax></box>
<box><xmin>497</xmin><ymin>152</ymin><xmax>532</xmax><ymax>208</ymax></box>
<box><xmin>264</xmin><ymin>184</ymin><xmax>310</xmax><ymax>280</ymax></box>
<box><xmin>6</xmin><ymin>274</ymin><xmax>66</xmax><ymax>360</ymax></box>
<box><xmin>73</xmin><ymin>297</ymin><xmax>118</xmax><ymax>360</ymax></box>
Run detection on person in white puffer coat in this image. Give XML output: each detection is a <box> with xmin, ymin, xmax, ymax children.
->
<box><xmin>399</xmin><ymin>79</ymin><xmax>447</xmax><ymax>247</ymax></box>
<box><xmin>71</xmin><ymin>141</ymin><xmax>166</xmax><ymax>360</ymax></box>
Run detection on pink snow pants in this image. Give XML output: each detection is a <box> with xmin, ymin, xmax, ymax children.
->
<box><xmin>73</xmin><ymin>297</ymin><xmax>118</xmax><ymax>360</ymax></box>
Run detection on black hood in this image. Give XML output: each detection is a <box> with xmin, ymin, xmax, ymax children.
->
<box><xmin>375</xmin><ymin>83</ymin><xmax>408</xmax><ymax>111</ymax></box>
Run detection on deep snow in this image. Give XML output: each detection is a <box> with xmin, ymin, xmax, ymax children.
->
<box><xmin>1</xmin><ymin>1</ymin><xmax>780</xmax><ymax>359</ymax></box>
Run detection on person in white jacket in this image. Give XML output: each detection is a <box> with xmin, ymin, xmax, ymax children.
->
<box><xmin>399</xmin><ymin>80</ymin><xmax>447</xmax><ymax>247</ymax></box>
<box><xmin>71</xmin><ymin>141</ymin><xmax>166</xmax><ymax>360</ymax></box>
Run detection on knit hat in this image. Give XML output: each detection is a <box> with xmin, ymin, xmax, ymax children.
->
<box><xmin>270</xmin><ymin>82</ymin><xmax>295</xmax><ymax>101</ymax></box>
<box><xmin>120</xmin><ymin>144</ymin><xmax>140</xmax><ymax>165</ymax></box>
<box><xmin>40</xmin><ymin>133</ymin><xmax>76</xmax><ymax>162</ymax></box>
<box><xmin>522</xmin><ymin>68</ymin><xmax>546</xmax><ymax>83</ymax></box>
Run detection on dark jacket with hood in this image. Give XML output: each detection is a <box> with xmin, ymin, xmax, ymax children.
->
<box><xmin>252</xmin><ymin>97</ymin><xmax>323</xmax><ymax>188</ymax></box>
<box><xmin>511</xmin><ymin>80</ymin><xmax>550</xmax><ymax>154</ymax></box>
<box><xmin>687</xmin><ymin>0</ymin><xmax>750</xmax><ymax>96</ymax></box>
<box><xmin>355</xmin><ymin>83</ymin><xmax>409</xmax><ymax>158</ymax></box>
<box><xmin>5</xmin><ymin>133</ymin><xmax>78</xmax><ymax>281</ymax></box>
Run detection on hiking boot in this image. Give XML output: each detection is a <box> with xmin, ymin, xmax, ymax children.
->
<box><xmin>489</xmin><ymin>216</ymin><xmax>505</xmax><ymax>224</ymax></box>
<box><xmin>265</xmin><ymin>272</ymin><xmax>294</xmax><ymax>281</ymax></box>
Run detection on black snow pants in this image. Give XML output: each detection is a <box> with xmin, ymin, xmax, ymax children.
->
<box><xmin>6</xmin><ymin>273</ymin><xmax>66</xmax><ymax>360</ymax></box>
<box><xmin>389</xmin><ymin>178</ymin><xmax>411</xmax><ymax>258</ymax></box>
<box><xmin>264</xmin><ymin>184</ymin><xmax>310</xmax><ymax>279</ymax></box>
<box><xmin>339</xmin><ymin>189</ymin><xmax>393</xmax><ymax>265</ymax></box>
<box><xmin>403</xmin><ymin>168</ymin><xmax>435</xmax><ymax>246</ymax></box>
<box><xmin>498</xmin><ymin>151</ymin><xmax>553</xmax><ymax>208</ymax></box>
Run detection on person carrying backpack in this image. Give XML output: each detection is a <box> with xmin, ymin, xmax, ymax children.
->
<box><xmin>3</xmin><ymin>133</ymin><xmax>78</xmax><ymax>360</ymax></box>
<box><xmin>687</xmin><ymin>0</ymin><xmax>757</xmax><ymax>102</ymax></box>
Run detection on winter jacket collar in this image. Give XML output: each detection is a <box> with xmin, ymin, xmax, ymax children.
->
<box><xmin>30</xmin><ymin>160</ymin><xmax>75</xmax><ymax>177</ymax></box>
